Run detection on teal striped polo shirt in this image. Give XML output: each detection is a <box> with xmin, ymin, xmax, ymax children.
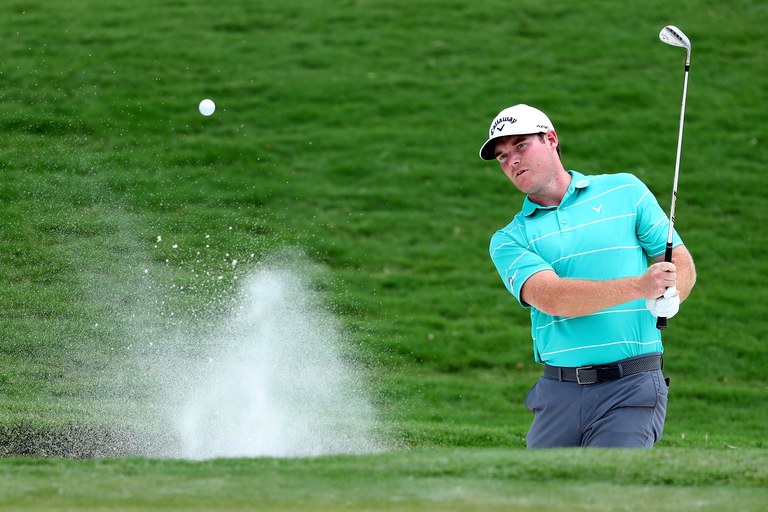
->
<box><xmin>489</xmin><ymin>170</ymin><xmax>683</xmax><ymax>367</ymax></box>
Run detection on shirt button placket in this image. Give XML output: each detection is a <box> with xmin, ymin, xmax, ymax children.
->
<box><xmin>559</xmin><ymin>211</ymin><xmax>571</xmax><ymax>236</ymax></box>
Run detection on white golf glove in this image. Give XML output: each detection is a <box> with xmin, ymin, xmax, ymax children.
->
<box><xmin>646</xmin><ymin>286</ymin><xmax>680</xmax><ymax>318</ymax></box>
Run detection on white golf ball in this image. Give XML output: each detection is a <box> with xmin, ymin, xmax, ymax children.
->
<box><xmin>198</xmin><ymin>98</ymin><xmax>216</xmax><ymax>116</ymax></box>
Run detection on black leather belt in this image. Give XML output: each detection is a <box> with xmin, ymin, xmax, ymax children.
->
<box><xmin>544</xmin><ymin>354</ymin><xmax>663</xmax><ymax>385</ymax></box>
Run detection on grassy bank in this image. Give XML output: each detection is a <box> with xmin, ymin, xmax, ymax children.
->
<box><xmin>1</xmin><ymin>449</ymin><xmax>767</xmax><ymax>511</ymax></box>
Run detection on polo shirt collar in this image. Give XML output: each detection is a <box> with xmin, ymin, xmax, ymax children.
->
<box><xmin>521</xmin><ymin>170</ymin><xmax>591</xmax><ymax>216</ymax></box>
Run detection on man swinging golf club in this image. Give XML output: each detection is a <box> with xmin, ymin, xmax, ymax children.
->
<box><xmin>482</xmin><ymin>26</ymin><xmax>697</xmax><ymax>448</ymax></box>
<box><xmin>481</xmin><ymin>99</ymin><xmax>696</xmax><ymax>447</ymax></box>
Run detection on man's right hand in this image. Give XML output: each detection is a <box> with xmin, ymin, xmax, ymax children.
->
<box><xmin>640</xmin><ymin>261</ymin><xmax>677</xmax><ymax>298</ymax></box>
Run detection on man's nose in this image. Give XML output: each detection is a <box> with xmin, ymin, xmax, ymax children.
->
<box><xmin>503</xmin><ymin>158</ymin><xmax>520</xmax><ymax>176</ymax></box>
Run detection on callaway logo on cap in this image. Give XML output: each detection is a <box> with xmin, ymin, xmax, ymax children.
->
<box><xmin>479</xmin><ymin>104</ymin><xmax>554</xmax><ymax>160</ymax></box>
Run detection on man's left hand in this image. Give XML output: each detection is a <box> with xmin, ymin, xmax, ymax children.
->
<box><xmin>646</xmin><ymin>286</ymin><xmax>680</xmax><ymax>318</ymax></box>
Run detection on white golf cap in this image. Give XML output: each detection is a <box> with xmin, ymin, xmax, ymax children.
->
<box><xmin>479</xmin><ymin>104</ymin><xmax>554</xmax><ymax>160</ymax></box>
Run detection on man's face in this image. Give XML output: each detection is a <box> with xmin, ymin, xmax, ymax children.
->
<box><xmin>494</xmin><ymin>131</ymin><xmax>559</xmax><ymax>195</ymax></box>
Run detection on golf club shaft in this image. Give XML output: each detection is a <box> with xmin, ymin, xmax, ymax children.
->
<box><xmin>657</xmin><ymin>62</ymin><xmax>689</xmax><ymax>330</ymax></box>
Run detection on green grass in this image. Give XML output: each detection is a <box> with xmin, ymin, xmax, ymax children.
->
<box><xmin>1</xmin><ymin>449</ymin><xmax>767</xmax><ymax>511</ymax></box>
<box><xmin>1</xmin><ymin>0</ymin><xmax>767</xmax><ymax>509</ymax></box>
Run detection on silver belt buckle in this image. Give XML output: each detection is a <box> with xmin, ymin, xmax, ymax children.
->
<box><xmin>575</xmin><ymin>365</ymin><xmax>594</xmax><ymax>385</ymax></box>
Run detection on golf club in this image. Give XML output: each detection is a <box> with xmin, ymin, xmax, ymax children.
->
<box><xmin>656</xmin><ymin>25</ymin><xmax>691</xmax><ymax>330</ymax></box>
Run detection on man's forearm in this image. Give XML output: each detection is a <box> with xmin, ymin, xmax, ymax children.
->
<box><xmin>521</xmin><ymin>271</ymin><xmax>645</xmax><ymax>318</ymax></box>
<box><xmin>664</xmin><ymin>245</ymin><xmax>696</xmax><ymax>301</ymax></box>
<box><xmin>521</xmin><ymin>244</ymin><xmax>695</xmax><ymax>318</ymax></box>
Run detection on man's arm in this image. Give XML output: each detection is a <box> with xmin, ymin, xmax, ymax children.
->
<box><xmin>652</xmin><ymin>245</ymin><xmax>696</xmax><ymax>301</ymax></box>
<box><xmin>521</xmin><ymin>245</ymin><xmax>695</xmax><ymax>318</ymax></box>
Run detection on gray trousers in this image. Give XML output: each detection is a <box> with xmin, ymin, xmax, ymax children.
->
<box><xmin>524</xmin><ymin>369</ymin><xmax>668</xmax><ymax>448</ymax></box>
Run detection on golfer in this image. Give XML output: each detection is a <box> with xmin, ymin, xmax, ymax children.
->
<box><xmin>481</xmin><ymin>104</ymin><xmax>696</xmax><ymax>448</ymax></box>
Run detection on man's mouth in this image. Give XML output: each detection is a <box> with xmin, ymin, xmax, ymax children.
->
<box><xmin>515</xmin><ymin>169</ymin><xmax>527</xmax><ymax>178</ymax></box>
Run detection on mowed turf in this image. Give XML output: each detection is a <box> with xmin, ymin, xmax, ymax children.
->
<box><xmin>1</xmin><ymin>0</ymin><xmax>767</xmax><ymax>509</ymax></box>
<box><xmin>1</xmin><ymin>449</ymin><xmax>767</xmax><ymax>511</ymax></box>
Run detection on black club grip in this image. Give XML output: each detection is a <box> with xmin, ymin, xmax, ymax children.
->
<box><xmin>656</xmin><ymin>243</ymin><xmax>675</xmax><ymax>330</ymax></box>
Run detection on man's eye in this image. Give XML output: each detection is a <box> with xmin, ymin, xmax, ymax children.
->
<box><xmin>497</xmin><ymin>154</ymin><xmax>507</xmax><ymax>162</ymax></box>
<box><xmin>517</xmin><ymin>143</ymin><xmax>527</xmax><ymax>151</ymax></box>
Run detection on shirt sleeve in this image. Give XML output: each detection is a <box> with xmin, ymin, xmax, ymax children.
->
<box><xmin>631</xmin><ymin>174</ymin><xmax>684</xmax><ymax>258</ymax></box>
<box><xmin>489</xmin><ymin>218</ymin><xmax>554</xmax><ymax>308</ymax></box>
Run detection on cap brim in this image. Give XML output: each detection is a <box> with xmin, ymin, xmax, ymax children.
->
<box><xmin>479</xmin><ymin>129</ymin><xmax>549</xmax><ymax>161</ymax></box>
<box><xmin>479</xmin><ymin>137</ymin><xmax>500</xmax><ymax>161</ymax></box>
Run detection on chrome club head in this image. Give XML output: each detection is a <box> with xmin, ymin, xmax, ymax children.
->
<box><xmin>659</xmin><ymin>25</ymin><xmax>691</xmax><ymax>65</ymax></box>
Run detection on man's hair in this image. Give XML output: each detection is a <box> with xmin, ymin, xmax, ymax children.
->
<box><xmin>537</xmin><ymin>133</ymin><xmax>562</xmax><ymax>159</ymax></box>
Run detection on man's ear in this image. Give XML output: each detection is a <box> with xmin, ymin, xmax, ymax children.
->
<box><xmin>545</xmin><ymin>130</ymin><xmax>559</xmax><ymax>148</ymax></box>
